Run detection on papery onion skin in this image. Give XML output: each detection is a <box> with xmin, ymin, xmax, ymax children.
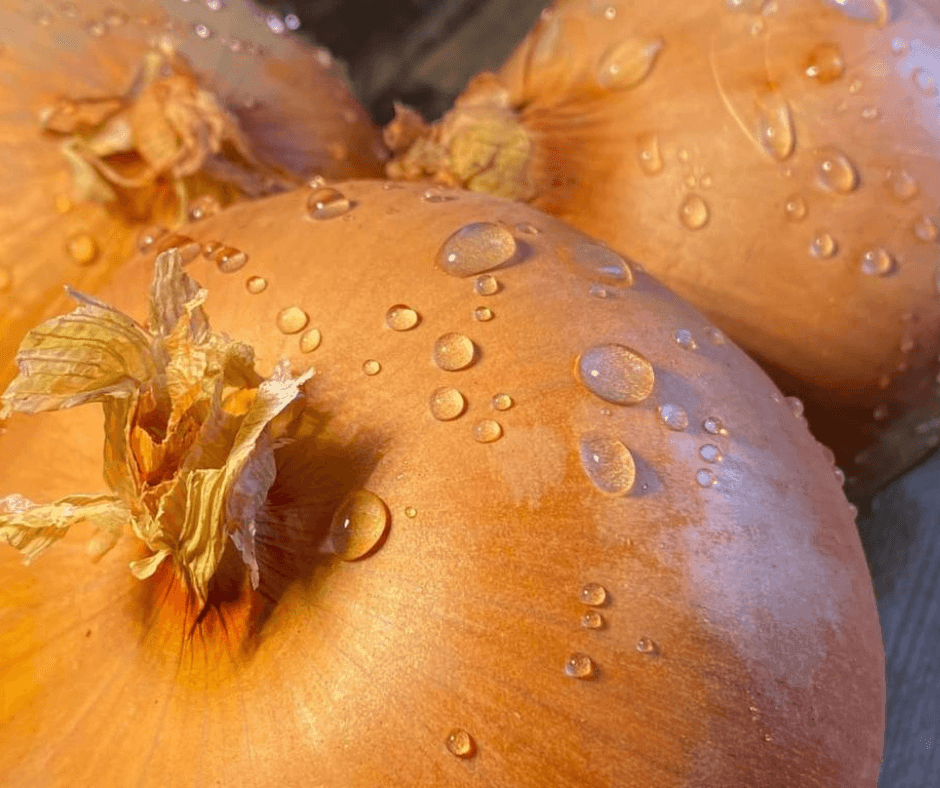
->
<box><xmin>0</xmin><ymin>181</ymin><xmax>883</xmax><ymax>786</ymax></box>
<box><xmin>386</xmin><ymin>0</ymin><xmax>940</xmax><ymax>503</ymax></box>
<box><xmin>0</xmin><ymin>0</ymin><xmax>387</xmax><ymax>391</ymax></box>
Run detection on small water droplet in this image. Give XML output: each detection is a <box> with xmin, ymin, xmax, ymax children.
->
<box><xmin>756</xmin><ymin>93</ymin><xmax>795</xmax><ymax>160</ymax></box>
<box><xmin>572</xmin><ymin>242</ymin><xmax>634</xmax><ymax>287</ymax></box>
<box><xmin>785</xmin><ymin>395</ymin><xmax>805</xmax><ymax>417</ymax></box>
<box><xmin>914</xmin><ymin>216</ymin><xmax>939</xmax><ymax>242</ymax></box>
<box><xmin>699</xmin><ymin>444</ymin><xmax>723</xmax><ymax>463</ymax></box>
<box><xmin>0</xmin><ymin>267</ymin><xmax>12</xmax><ymax>292</ymax></box>
<box><xmin>214</xmin><ymin>247</ymin><xmax>248</xmax><ymax>273</ymax></box>
<box><xmin>422</xmin><ymin>187</ymin><xmax>458</xmax><ymax>203</ymax></box>
<box><xmin>202</xmin><ymin>240</ymin><xmax>222</xmax><ymax>257</ymax></box>
<box><xmin>636</xmin><ymin>636</ymin><xmax>660</xmax><ymax>656</ymax></box>
<box><xmin>437</xmin><ymin>222</ymin><xmax>517</xmax><ymax>277</ymax></box>
<box><xmin>576</xmin><ymin>344</ymin><xmax>655</xmax><ymax>405</ymax></box>
<box><xmin>579</xmin><ymin>434</ymin><xmax>636</xmax><ymax>495</ymax></box>
<box><xmin>187</xmin><ymin>194</ymin><xmax>221</xmax><ymax>222</ymax></box>
<box><xmin>491</xmin><ymin>393</ymin><xmax>513</xmax><ymax>411</ymax></box>
<box><xmin>704</xmin><ymin>326</ymin><xmax>727</xmax><ymax>345</ymax></box>
<box><xmin>834</xmin><ymin>466</ymin><xmax>846</xmax><ymax>484</ymax></box>
<box><xmin>680</xmin><ymin>195</ymin><xmax>710</xmax><ymax>229</ymax></box>
<box><xmin>677</xmin><ymin>148</ymin><xmax>691</xmax><ymax>164</ymax></box>
<box><xmin>804</xmin><ymin>43</ymin><xmax>845</xmax><ymax>82</ymax></box>
<box><xmin>138</xmin><ymin>226</ymin><xmax>168</xmax><ymax>253</ymax></box>
<box><xmin>433</xmin><ymin>333</ymin><xmax>476</xmax><ymax>371</ymax></box>
<box><xmin>66</xmin><ymin>233</ymin><xmax>99</xmax><ymax>265</ymax></box>
<box><xmin>873</xmin><ymin>404</ymin><xmax>888</xmax><ymax>421</ymax></box>
<box><xmin>891</xmin><ymin>37</ymin><xmax>909</xmax><ymax>55</ymax></box>
<box><xmin>446</xmin><ymin>729</ymin><xmax>475</xmax><ymax>759</ymax></box>
<box><xmin>54</xmin><ymin>194</ymin><xmax>73</xmax><ymax>214</ymax></box>
<box><xmin>637</xmin><ymin>133</ymin><xmax>664</xmax><ymax>175</ymax></box>
<box><xmin>404</xmin><ymin>506</ymin><xmax>417</xmax><ymax>518</ymax></box>
<box><xmin>816</xmin><ymin>149</ymin><xmax>858</xmax><ymax>193</ymax></box>
<box><xmin>823</xmin><ymin>0</ymin><xmax>889</xmax><ymax>26</ymax></box>
<box><xmin>276</xmin><ymin>306</ymin><xmax>309</xmax><ymax>334</ymax></box>
<box><xmin>325</xmin><ymin>489</ymin><xmax>389</xmax><ymax>560</ymax></box>
<box><xmin>85</xmin><ymin>20</ymin><xmax>106</xmax><ymax>37</ymax></box>
<box><xmin>809</xmin><ymin>232</ymin><xmax>838</xmax><ymax>258</ymax></box>
<box><xmin>564</xmin><ymin>653</ymin><xmax>596</xmax><ymax>679</ymax></box>
<box><xmin>597</xmin><ymin>37</ymin><xmax>665</xmax><ymax>90</ymax></box>
<box><xmin>475</xmin><ymin>274</ymin><xmax>500</xmax><ymax>295</ymax></box>
<box><xmin>674</xmin><ymin>329</ymin><xmax>697</xmax><ymax>350</ymax></box>
<box><xmin>299</xmin><ymin>328</ymin><xmax>322</xmax><ymax>353</ymax></box>
<box><xmin>703</xmin><ymin>416</ymin><xmax>728</xmax><ymax>435</ymax></box>
<box><xmin>659</xmin><ymin>404</ymin><xmax>689</xmax><ymax>431</ymax></box>
<box><xmin>785</xmin><ymin>196</ymin><xmax>807</xmax><ymax>221</ymax></box>
<box><xmin>912</xmin><ymin>67</ymin><xmax>938</xmax><ymax>97</ymax></box>
<box><xmin>306</xmin><ymin>187</ymin><xmax>351</xmax><ymax>220</ymax></box>
<box><xmin>860</xmin><ymin>247</ymin><xmax>896</xmax><ymax>276</ymax></box>
<box><xmin>473</xmin><ymin>419</ymin><xmax>503</xmax><ymax>443</ymax></box>
<box><xmin>194</xmin><ymin>23</ymin><xmax>213</xmax><ymax>39</ymax></box>
<box><xmin>266</xmin><ymin>13</ymin><xmax>286</xmax><ymax>34</ymax></box>
<box><xmin>580</xmin><ymin>582</ymin><xmax>608</xmax><ymax>606</ymax></box>
<box><xmin>473</xmin><ymin>306</ymin><xmax>494</xmax><ymax>322</ymax></box>
<box><xmin>362</xmin><ymin>360</ymin><xmax>382</xmax><ymax>376</ymax></box>
<box><xmin>246</xmin><ymin>276</ymin><xmax>267</xmax><ymax>294</ymax></box>
<box><xmin>887</xmin><ymin>169</ymin><xmax>919</xmax><ymax>201</ymax></box>
<box><xmin>860</xmin><ymin>106</ymin><xmax>880</xmax><ymax>121</ymax></box>
<box><xmin>429</xmin><ymin>387</ymin><xmax>466</xmax><ymax>421</ymax></box>
<box><xmin>581</xmin><ymin>610</ymin><xmax>605</xmax><ymax>629</ymax></box>
<box><xmin>696</xmin><ymin>468</ymin><xmax>717</xmax><ymax>487</ymax></box>
<box><xmin>385</xmin><ymin>304</ymin><xmax>419</xmax><ymax>331</ymax></box>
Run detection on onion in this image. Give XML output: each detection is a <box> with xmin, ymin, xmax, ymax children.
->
<box><xmin>0</xmin><ymin>180</ymin><xmax>884</xmax><ymax>786</ymax></box>
<box><xmin>385</xmin><ymin>0</ymin><xmax>940</xmax><ymax>502</ymax></box>
<box><xmin>0</xmin><ymin>0</ymin><xmax>386</xmax><ymax>389</ymax></box>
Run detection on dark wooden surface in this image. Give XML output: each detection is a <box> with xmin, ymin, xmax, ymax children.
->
<box><xmin>274</xmin><ymin>1</ymin><xmax>938</xmax><ymax>784</ymax></box>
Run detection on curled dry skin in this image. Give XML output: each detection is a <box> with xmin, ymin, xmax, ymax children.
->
<box><xmin>0</xmin><ymin>181</ymin><xmax>883</xmax><ymax>786</ymax></box>
<box><xmin>385</xmin><ymin>0</ymin><xmax>940</xmax><ymax>503</ymax></box>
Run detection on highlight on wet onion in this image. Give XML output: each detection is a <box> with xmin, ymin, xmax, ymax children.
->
<box><xmin>385</xmin><ymin>0</ymin><xmax>940</xmax><ymax>503</ymax></box>
<box><xmin>0</xmin><ymin>180</ymin><xmax>884</xmax><ymax>787</ymax></box>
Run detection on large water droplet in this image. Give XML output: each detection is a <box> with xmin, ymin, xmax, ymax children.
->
<box><xmin>809</xmin><ymin>232</ymin><xmax>838</xmax><ymax>258</ymax></box>
<box><xmin>637</xmin><ymin>133</ymin><xmax>664</xmax><ymax>175</ymax></box>
<box><xmin>596</xmin><ymin>38</ymin><xmax>665</xmax><ymax>90</ymax></box>
<box><xmin>446</xmin><ymin>729</ymin><xmax>475</xmax><ymax>759</ymax></box>
<box><xmin>325</xmin><ymin>490</ymin><xmax>389</xmax><ymax>560</ymax></box>
<box><xmin>860</xmin><ymin>247</ymin><xmax>895</xmax><ymax>276</ymax></box>
<box><xmin>306</xmin><ymin>187</ymin><xmax>351</xmax><ymax>220</ymax></box>
<box><xmin>276</xmin><ymin>306</ymin><xmax>309</xmax><ymax>334</ymax></box>
<box><xmin>756</xmin><ymin>92</ymin><xmax>795</xmax><ymax>160</ymax></box>
<box><xmin>576</xmin><ymin>344</ymin><xmax>655</xmax><ymax>405</ymax></box>
<box><xmin>680</xmin><ymin>195</ymin><xmax>710</xmax><ymax>229</ymax></box>
<box><xmin>429</xmin><ymin>387</ymin><xmax>466</xmax><ymax>421</ymax></box>
<box><xmin>572</xmin><ymin>242</ymin><xmax>634</xmax><ymax>287</ymax></box>
<box><xmin>434</xmin><ymin>333</ymin><xmax>476</xmax><ymax>370</ymax></box>
<box><xmin>815</xmin><ymin>149</ymin><xmax>858</xmax><ymax>193</ymax></box>
<box><xmin>473</xmin><ymin>419</ymin><xmax>503</xmax><ymax>443</ymax></box>
<box><xmin>437</xmin><ymin>223</ymin><xmax>517</xmax><ymax>277</ymax></box>
<box><xmin>823</xmin><ymin>0</ymin><xmax>889</xmax><ymax>26</ymax></box>
<box><xmin>385</xmin><ymin>304</ymin><xmax>420</xmax><ymax>331</ymax></box>
<box><xmin>580</xmin><ymin>582</ymin><xmax>608</xmax><ymax>606</ymax></box>
<box><xmin>66</xmin><ymin>233</ymin><xmax>99</xmax><ymax>265</ymax></box>
<box><xmin>804</xmin><ymin>43</ymin><xmax>845</xmax><ymax>82</ymax></box>
<box><xmin>659</xmin><ymin>404</ymin><xmax>689</xmax><ymax>431</ymax></box>
<box><xmin>564</xmin><ymin>653</ymin><xmax>596</xmax><ymax>679</ymax></box>
<box><xmin>579</xmin><ymin>434</ymin><xmax>636</xmax><ymax>495</ymax></box>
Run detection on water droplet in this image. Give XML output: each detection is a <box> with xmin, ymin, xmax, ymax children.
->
<box><xmin>834</xmin><ymin>466</ymin><xmax>846</xmax><ymax>484</ymax></box>
<box><xmin>306</xmin><ymin>187</ymin><xmax>351</xmax><ymax>220</ymax></box>
<box><xmin>703</xmin><ymin>416</ymin><xmax>728</xmax><ymax>435</ymax></box>
<box><xmin>429</xmin><ymin>387</ymin><xmax>466</xmax><ymax>421</ymax></box>
<box><xmin>85</xmin><ymin>20</ymin><xmax>106</xmax><ymax>37</ymax></box>
<box><xmin>659</xmin><ymin>404</ymin><xmax>689</xmax><ymax>431</ymax></box>
<box><xmin>284</xmin><ymin>13</ymin><xmax>300</xmax><ymax>30</ymax></box>
<box><xmin>385</xmin><ymin>304</ymin><xmax>419</xmax><ymax>331</ymax></box>
<box><xmin>785</xmin><ymin>396</ymin><xmax>805</xmax><ymax>417</ymax></box>
<box><xmin>436</xmin><ymin>222</ymin><xmax>517</xmax><ymax>277</ymax></box>
<box><xmin>704</xmin><ymin>327</ymin><xmax>727</xmax><ymax>345</ymax></box>
<box><xmin>66</xmin><ymin>233</ymin><xmax>98</xmax><ymax>265</ymax></box>
<box><xmin>860</xmin><ymin>106</ymin><xmax>880</xmax><ymax>121</ymax></box>
<box><xmin>445</xmin><ymin>729</ymin><xmax>475</xmax><ymax>759</ymax></box>
<box><xmin>475</xmin><ymin>274</ymin><xmax>500</xmax><ymax>295</ymax></box>
<box><xmin>515</xmin><ymin>222</ymin><xmax>541</xmax><ymax>235</ymax></box>
<box><xmin>872</xmin><ymin>404</ymin><xmax>889</xmax><ymax>421</ymax></box>
<box><xmin>816</xmin><ymin>149</ymin><xmax>858</xmax><ymax>193</ymax></box>
<box><xmin>696</xmin><ymin>468</ymin><xmax>717</xmax><ymax>487</ymax></box>
<box><xmin>0</xmin><ymin>267</ymin><xmax>11</xmax><ymax>292</ymax></box>
<box><xmin>914</xmin><ymin>216</ymin><xmax>939</xmax><ymax>243</ymax></box>
<box><xmin>242</xmin><ymin>276</ymin><xmax>268</xmax><ymax>296</ymax></box>
<box><xmin>276</xmin><ymin>306</ymin><xmax>309</xmax><ymax>334</ymax></box>
<box><xmin>473</xmin><ymin>306</ymin><xmax>494</xmax><ymax>322</ymax></box>
<box><xmin>674</xmin><ymin>329</ymin><xmax>697</xmax><ymax>350</ymax></box>
<box><xmin>195</xmin><ymin>24</ymin><xmax>213</xmax><ymax>39</ymax></box>
<box><xmin>677</xmin><ymin>148</ymin><xmax>691</xmax><ymax>164</ymax></box>
<box><xmin>54</xmin><ymin>194</ymin><xmax>73</xmax><ymax>214</ymax></box>
<box><xmin>576</xmin><ymin>344</ymin><xmax>655</xmax><ymax>405</ymax></box>
<box><xmin>206</xmin><ymin>0</ymin><xmax>224</xmax><ymax>11</ymax></box>
<box><xmin>756</xmin><ymin>93</ymin><xmax>795</xmax><ymax>160</ymax></box>
<box><xmin>680</xmin><ymin>195</ymin><xmax>710</xmax><ymax>229</ymax></box>
<box><xmin>564</xmin><ymin>653</ymin><xmax>596</xmax><ymax>679</ymax></box>
<box><xmin>266</xmin><ymin>13</ymin><xmax>286</xmax><ymax>34</ymax></box>
<box><xmin>361</xmin><ymin>360</ymin><xmax>381</xmax><ymax>376</ymax></box>
<box><xmin>809</xmin><ymin>232</ymin><xmax>838</xmax><ymax>258</ymax></box>
<box><xmin>422</xmin><ymin>187</ymin><xmax>458</xmax><ymax>203</ymax></box>
<box><xmin>597</xmin><ymin>37</ymin><xmax>665</xmax><ymax>90</ymax></box>
<box><xmin>138</xmin><ymin>226</ymin><xmax>168</xmax><ymax>253</ymax></box>
<box><xmin>785</xmin><ymin>196</ymin><xmax>807</xmax><ymax>221</ymax></box>
<box><xmin>202</xmin><ymin>240</ymin><xmax>222</xmax><ymax>257</ymax></box>
<box><xmin>636</xmin><ymin>636</ymin><xmax>660</xmax><ymax>656</ymax></box>
<box><xmin>214</xmin><ymin>247</ymin><xmax>249</xmax><ymax>273</ymax></box>
<box><xmin>325</xmin><ymin>489</ymin><xmax>389</xmax><ymax>560</ymax></box>
<box><xmin>434</xmin><ymin>333</ymin><xmax>476</xmax><ymax>371</ymax></box>
<box><xmin>187</xmin><ymin>194</ymin><xmax>221</xmax><ymax>221</ymax></box>
<box><xmin>473</xmin><ymin>419</ymin><xmax>503</xmax><ymax>443</ymax></box>
<box><xmin>637</xmin><ymin>133</ymin><xmax>664</xmax><ymax>175</ymax></box>
<box><xmin>581</xmin><ymin>610</ymin><xmax>605</xmax><ymax>629</ymax></box>
<box><xmin>299</xmin><ymin>328</ymin><xmax>322</xmax><ymax>353</ymax></box>
<box><xmin>912</xmin><ymin>67</ymin><xmax>938</xmax><ymax>97</ymax></box>
<box><xmin>887</xmin><ymin>169</ymin><xmax>919</xmax><ymax>201</ymax></box>
<box><xmin>891</xmin><ymin>37</ymin><xmax>909</xmax><ymax>55</ymax></box>
<box><xmin>572</xmin><ymin>242</ymin><xmax>634</xmax><ymax>287</ymax></box>
<box><xmin>848</xmin><ymin>79</ymin><xmax>862</xmax><ymax>95</ymax></box>
<box><xmin>580</xmin><ymin>582</ymin><xmax>608</xmax><ymax>606</ymax></box>
<box><xmin>579</xmin><ymin>434</ymin><xmax>636</xmax><ymax>495</ymax></box>
<box><xmin>404</xmin><ymin>506</ymin><xmax>418</xmax><ymax>518</ymax></box>
<box><xmin>860</xmin><ymin>247</ymin><xmax>895</xmax><ymax>276</ymax></box>
<box><xmin>491</xmin><ymin>393</ymin><xmax>513</xmax><ymax>411</ymax></box>
<box><xmin>823</xmin><ymin>0</ymin><xmax>889</xmax><ymax>26</ymax></box>
<box><xmin>699</xmin><ymin>444</ymin><xmax>723</xmax><ymax>463</ymax></box>
<box><xmin>805</xmin><ymin>43</ymin><xmax>846</xmax><ymax>82</ymax></box>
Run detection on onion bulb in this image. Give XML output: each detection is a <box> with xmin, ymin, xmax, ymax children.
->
<box><xmin>0</xmin><ymin>0</ymin><xmax>386</xmax><ymax>389</ymax></box>
<box><xmin>0</xmin><ymin>180</ymin><xmax>884</xmax><ymax>786</ymax></box>
<box><xmin>385</xmin><ymin>0</ymin><xmax>940</xmax><ymax>503</ymax></box>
